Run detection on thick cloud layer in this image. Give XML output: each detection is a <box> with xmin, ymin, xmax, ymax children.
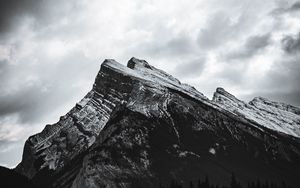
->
<box><xmin>225</xmin><ymin>33</ymin><xmax>271</xmax><ymax>60</ymax></box>
<box><xmin>0</xmin><ymin>0</ymin><xmax>300</xmax><ymax>167</ymax></box>
<box><xmin>282</xmin><ymin>32</ymin><xmax>300</xmax><ymax>54</ymax></box>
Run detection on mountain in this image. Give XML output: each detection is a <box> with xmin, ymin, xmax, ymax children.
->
<box><xmin>213</xmin><ymin>87</ymin><xmax>300</xmax><ymax>137</ymax></box>
<box><xmin>15</xmin><ymin>58</ymin><xmax>300</xmax><ymax>188</ymax></box>
<box><xmin>0</xmin><ymin>166</ymin><xmax>37</xmax><ymax>188</ymax></box>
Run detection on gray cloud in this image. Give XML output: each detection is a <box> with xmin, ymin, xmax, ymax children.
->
<box><xmin>0</xmin><ymin>0</ymin><xmax>300</xmax><ymax>167</ymax></box>
<box><xmin>0</xmin><ymin>50</ymin><xmax>96</xmax><ymax>124</ymax></box>
<box><xmin>242</xmin><ymin>79</ymin><xmax>300</xmax><ymax>107</ymax></box>
<box><xmin>225</xmin><ymin>33</ymin><xmax>271</xmax><ymax>60</ymax></box>
<box><xmin>164</xmin><ymin>36</ymin><xmax>194</xmax><ymax>55</ymax></box>
<box><xmin>0</xmin><ymin>0</ymin><xmax>81</xmax><ymax>42</ymax></box>
<box><xmin>245</xmin><ymin>34</ymin><xmax>271</xmax><ymax>50</ymax></box>
<box><xmin>0</xmin><ymin>140</ymin><xmax>23</xmax><ymax>168</ymax></box>
<box><xmin>289</xmin><ymin>2</ymin><xmax>300</xmax><ymax>11</ymax></box>
<box><xmin>174</xmin><ymin>57</ymin><xmax>206</xmax><ymax>78</ymax></box>
<box><xmin>148</xmin><ymin>35</ymin><xmax>195</xmax><ymax>57</ymax></box>
<box><xmin>271</xmin><ymin>1</ymin><xmax>300</xmax><ymax>15</ymax></box>
<box><xmin>281</xmin><ymin>32</ymin><xmax>300</xmax><ymax>54</ymax></box>
<box><xmin>274</xmin><ymin>32</ymin><xmax>300</xmax><ymax>106</ymax></box>
<box><xmin>0</xmin><ymin>0</ymin><xmax>44</xmax><ymax>33</ymax></box>
<box><xmin>0</xmin><ymin>83</ymin><xmax>46</xmax><ymax>122</ymax></box>
<box><xmin>0</xmin><ymin>0</ymin><xmax>56</xmax><ymax>42</ymax></box>
<box><xmin>127</xmin><ymin>30</ymin><xmax>197</xmax><ymax>60</ymax></box>
<box><xmin>265</xmin><ymin>58</ymin><xmax>300</xmax><ymax>105</ymax></box>
<box><xmin>197</xmin><ymin>12</ymin><xmax>233</xmax><ymax>49</ymax></box>
<box><xmin>217</xmin><ymin>67</ymin><xmax>246</xmax><ymax>84</ymax></box>
<box><xmin>251</xmin><ymin>89</ymin><xmax>300</xmax><ymax>106</ymax></box>
<box><xmin>197</xmin><ymin>11</ymin><xmax>251</xmax><ymax>50</ymax></box>
<box><xmin>240</xmin><ymin>34</ymin><xmax>300</xmax><ymax>106</ymax></box>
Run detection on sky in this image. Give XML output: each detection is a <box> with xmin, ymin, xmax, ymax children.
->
<box><xmin>0</xmin><ymin>0</ymin><xmax>300</xmax><ymax>168</ymax></box>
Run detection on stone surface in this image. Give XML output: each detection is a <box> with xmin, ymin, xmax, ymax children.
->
<box><xmin>15</xmin><ymin>58</ymin><xmax>300</xmax><ymax>188</ymax></box>
<box><xmin>213</xmin><ymin>87</ymin><xmax>300</xmax><ymax>137</ymax></box>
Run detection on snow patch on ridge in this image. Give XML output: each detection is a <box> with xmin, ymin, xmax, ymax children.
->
<box><xmin>102</xmin><ymin>58</ymin><xmax>208</xmax><ymax>102</ymax></box>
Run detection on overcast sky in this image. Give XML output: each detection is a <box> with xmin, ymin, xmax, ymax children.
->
<box><xmin>0</xmin><ymin>0</ymin><xmax>300</xmax><ymax>168</ymax></box>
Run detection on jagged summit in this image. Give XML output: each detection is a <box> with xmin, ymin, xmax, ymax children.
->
<box><xmin>127</xmin><ymin>57</ymin><xmax>152</xmax><ymax>69</ymax></box>
<box><xmin>98</xmin><ymin>57</ymin><xmax>207</xmax><ymax>101</ymax></box>
<box><xmin>213</xmin><ymin>87</ymin><xmax>300</xmax><ymax>138</ymax></box>
<box><xmin>15</xmin><ymin>58</ymin><xmax>300</xmax><ymax>188</ymax></box>
<box><xmin>250</xmin><ymin>96</ymin><xmax>300</xmax><ymax>115</ymax></box>
<box><xmin>213</xmin><ymin>87</ymin><xmax>244</xmax><ymax>105</ymax></box>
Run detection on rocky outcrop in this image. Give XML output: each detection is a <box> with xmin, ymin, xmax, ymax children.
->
<box><xmin>213</xmin><ymin>87</ymin><xmax>300</xmax><ymax>138</ymax></box>
<box><xmin>16</xmin><ymin>58</ymin><xmax>300</xmax><ymax>188</ymax></box>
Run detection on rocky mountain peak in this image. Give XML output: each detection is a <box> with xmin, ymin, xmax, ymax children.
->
<box><xmin>14</xmin><ymin>58</ymin><xmax>300</xmax><ymax>188</ymax></box>
<box><xmin>212</xmin><ymin>87</ymin><xmax>246</xmax><ymax>112</ymax></box>
<box><xmin>213</xmin><ymin>87</ymin><xmax>237</xmax><ymax>101</ymax></box>
<box><xmin>127</xmin><ymin>57</ymin><xmax>152</xmax><ymax>70</ymax></box>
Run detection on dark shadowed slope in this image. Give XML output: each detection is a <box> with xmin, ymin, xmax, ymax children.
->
<box><xmin>0</xmin><ymin>166</ymin><xmax>38</xmax><ymax>188</ymax></box>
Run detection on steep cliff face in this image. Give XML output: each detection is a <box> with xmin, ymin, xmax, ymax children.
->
<box><xmin>16</xmin><ymin>58</ymin><xmax>300</xmax><ymax>188</ymax></box>
<box><xmin>15</xmin><ymin>59</ymin><xmax>138</xmax><ymax>179</ymax></box>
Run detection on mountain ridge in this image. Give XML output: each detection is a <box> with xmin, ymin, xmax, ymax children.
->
<box><xmin>213</xmin><ymin>86</ymin><xmax>300</xmax><ymax>138</ymax></box>
<box><xmin>15</xmin><ymin>57</ymin><xmax>300</xmax><ymax>188</ymax></box>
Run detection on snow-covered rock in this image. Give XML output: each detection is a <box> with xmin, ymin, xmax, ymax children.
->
<box><xmin>213</xmin><ymin>87</ymin><xmax>300</xmax><ymax>138</ymax></box>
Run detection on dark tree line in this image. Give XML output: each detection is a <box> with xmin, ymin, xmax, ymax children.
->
<box><xmin>156</xmin><ymin>174</ymin><xmax>291</xmax><ymax>188</ymax></box>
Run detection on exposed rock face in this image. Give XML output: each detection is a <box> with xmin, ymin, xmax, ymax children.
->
<box><xmin>213</xmin><ymin>87</ymin><xmax>300</xmax><ymax>137</ymax></box>
<box><xmin>15</xmin><ymin>59</ymin><xmax>133</xmax><ymax>179</ymax></box>
<box><xmin>16</xmin><ymin>58</ymin><xmax>300</xmax><ymax>188</ymax></box>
